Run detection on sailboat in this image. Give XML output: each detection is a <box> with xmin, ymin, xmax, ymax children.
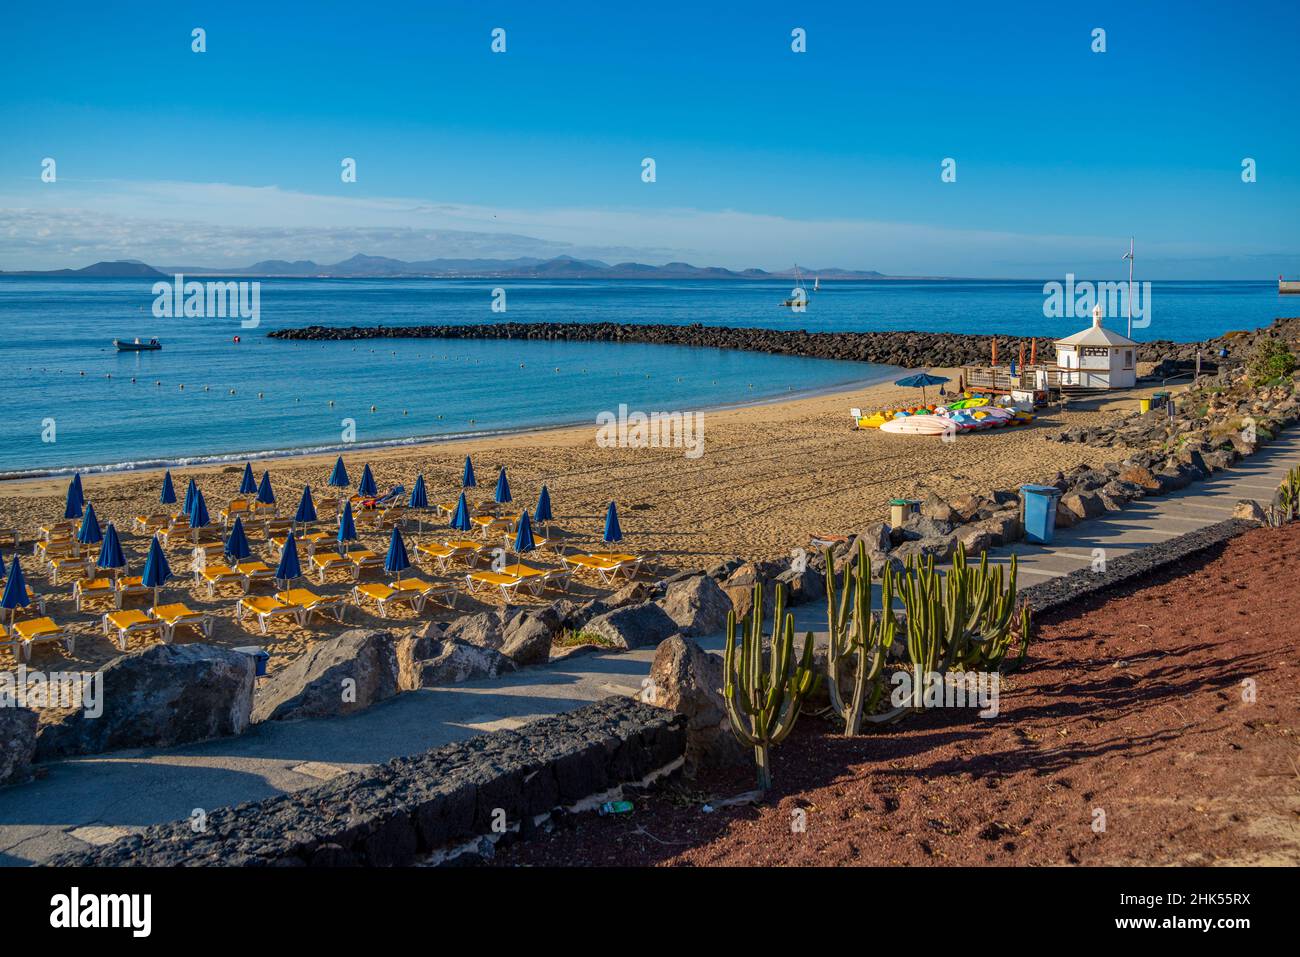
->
<box><xmin>780</xmin><ymin>265</ymin><xmax>809</xmax><ymax>308</ymax></box>
<box><xmin>813</xmin><ymin>276</ymin><xmax>820</xmax><ymax>293</ymax></box>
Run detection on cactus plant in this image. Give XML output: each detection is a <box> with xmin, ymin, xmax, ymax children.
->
<box><xmin>1277</xmin><ymin>464</ymin><xmax>1299</xmax><ymax>522</ymax></box>
<box><xmin>722</xmin><ymin>581</ymin><xmax>818</xmax><ymax>791</ymax></box>
<box><xmin>824</xmin><ymin>540</ymin><xmax>897</xmax><ymax>735</ymax></box>
<box><xmin>866</xmin><ymin>544</ymin><xmax>1032</xmax><ymax>724</ymax></box>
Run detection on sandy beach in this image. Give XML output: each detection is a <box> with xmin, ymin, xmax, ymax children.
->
<box><xmin>0</xmin><ymin>371</ymin><xmax>1149</xmax><ymax>679</ymax></box>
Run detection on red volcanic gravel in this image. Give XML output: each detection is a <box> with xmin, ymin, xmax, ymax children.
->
<box><xmin>494</xmin><ymin>523</ymin><xmax>1300</xmax><ymax>866</ymax></box>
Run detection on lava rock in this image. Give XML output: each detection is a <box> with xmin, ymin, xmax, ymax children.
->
<box><xmin>646</xmin><ymin>635</ymin><xmax>747</xmax><ymax>775</ymax></box>
<box><xmin>253</xmin><ymin>629</ymin><xmax>400</xmax><ymax>723</ymax></box>
<box><xmin>38</xmin><ymin>643</ymin><xmax>255</xmax><ymax>759</ymax></box>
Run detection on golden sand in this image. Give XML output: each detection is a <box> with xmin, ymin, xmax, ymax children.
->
<box><xmin>0</xmin><ymin>371</ymin><xmax>1144</xmax><ymax>678</ymax></box>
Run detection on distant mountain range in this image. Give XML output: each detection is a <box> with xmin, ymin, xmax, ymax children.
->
<box><xmin>0</xmin><ymin>254</ymin><xmax>889</xmax><ymax>281</ymax></box>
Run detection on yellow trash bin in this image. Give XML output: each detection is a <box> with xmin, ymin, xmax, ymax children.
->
<box><xmin>1139</xmin><ymin>398</ymin><xmax>1151</xmax><ymax>413</ymax></box>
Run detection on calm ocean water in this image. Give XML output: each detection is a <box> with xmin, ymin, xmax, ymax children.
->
<box><xmin>0</xmin><ymin>277</ymin><xmax>1282</xmax><ymax>476</ymax></box>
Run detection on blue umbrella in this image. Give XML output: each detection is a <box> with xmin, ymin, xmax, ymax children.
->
<box><xmin>337</xmin><ymin>501</ymin><xmax>358</xmax><ymax>552</ymax></box>
<box><xmin>141</xmin><ymin>535</ymin><xmax>172</xmax><ymax>603</ymax></box>
<box><xmin>449</xmin><ymin>491</ymin><xmax>472</xmax><ymax>532</ymax></box>
<box><xmin>159</xmin><ymin>470</ymin><xmax>177</xmax><ymax>506</ymax></box>
<box><xmin>603</xmin><ymin>501</ymin><xmax>623</xmax><ymax>544</ymax></box>
<box><xmin>1</xmin><ymin>555</ymin><xmax>30</xmax><ymax>621</ymax></box>
<box><xmin>256</xmin><ymin>471</ymin><xmax>275</xmax><ymax>507</ymax></box>
<box><xmin>385</xmin><ymin>526</ymin><xmax>411</xmax><ymax>579</ymax></box>
<box><xmin>514</xmin><ymin>508</ymin><xmax>536</xmax><ymax>554</ymax></box>
<box><xmin>97</xmin><ymin>523</ymin><xmax>126</xmax><ymax>574</ymax></box>
<box><xmin>77</xmin><ymin>502</ymin><xmax>103</xmax><ymax>546</ymax></box>
<box><xmin>70</xmin><ymin>473</ymin><xmax>85</xmax><ymax>511</ymax></box>
<box><xmin>63</xmin><ymin>477</ymin><xmax>84</xmax><ymax>521</ymax></box>
<box><xmin>461</xmin><ymin>455</ymin><xmax>476</xmax><ymax>488</ymax></box>
<box><xmin>225</xmin><ymin>516</ymin><xmax>252</xmax><ymax>562</ymax></box>
<box><xmin>534</xmin><ymin>485</ymin><xmax>553</xmax><ymax>524</ymax></box>
<box><xmin>408</xmin><ymin>474</ymin><xmax>429</xmax><ymax>509</ymax></box>
<box><xmin>183</xmin><ymin>477</ymin><xmax>198</xmax><ymax>517</ymax></box>
<box><xmin>408</xmin><ymin>474</ymin><xmax>430</xmax><ymax>531</ymax></box>
<box><xmin>358</xmin><ymin>463</ymin><xmax>378</xmax><ymax>498</ymax></box>
<box><xmin>328</xmin><ymin>455</ymin><xmax>350</xmax><ymax>489</ymax></box>
<box><xmin>239</xmin><ymin>462</ymin><xmax>257</xmax><ymax>495</ymax></box>
<box><xmin>494</xmin><ymin>467</ymin><xmax>512</xmax><ymax>505</ymax></box>
<box><xmin>189</xmin><ymin>488</ymin><xmax>211</xmax><ymax>531</ymax></box>
<box><xmin>275</xmin><ymin>531</ymin><xmax>302</xmax><ymax>585</ymax></box>
<box><xmin>893</xmin><ymin>372</ymin><xmax>951</xmax><ymax>403</ymax></box>
<box><xmin>294</xmin><ymin>485</ymin><xmax>318</xmax><ymax>526</ymax></box>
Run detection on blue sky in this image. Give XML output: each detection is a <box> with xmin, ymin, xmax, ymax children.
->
<box><xmin>1</xmin><ymin>0</ymin><xmax>1296</xmax><ymax>277</ymax></box>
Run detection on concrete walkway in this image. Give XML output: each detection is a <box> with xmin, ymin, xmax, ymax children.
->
<box><xmin>2</xmin><ymin>432</ymin><xmax>1296</xmax><ymax>865</ymax></box>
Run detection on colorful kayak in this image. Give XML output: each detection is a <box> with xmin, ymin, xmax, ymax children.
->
<box><xmin>880</xmin><ymin>415</ymin><xmax>952</xmax><ymax>435</ymax></box>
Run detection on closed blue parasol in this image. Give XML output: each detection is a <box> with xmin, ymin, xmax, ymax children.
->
<box><xmin>63</xmin><ymin>476</ymin><xmax>84</xmax><ymax>520</ymax></box>
<box><xmin>160</xmin><ymin>470</ymin><xmax>177</xmax><ymax>505</ymax></box>
<box><xmin>141</xmin><ymin>534</ymin><xmax>172</xmax><ymax>603</ymax></box>
<box><xmin>461</xmin><ymin>455</ymin><xmax>476</xmax><ymax>488</ymax></box>
<box><xmin>77</xmin><ymin>502</ymin><xmax>103</xmax><ymax>546</ymax></box>
<box><xmin>70</xmin><ymin>473</ymin><xmax>85</xmax><ymax>512</ymax></box>
<box><xmin>1</xmin><ymin>554</ymin><xmax>30</xmax><ymax>621</ymax></box>
<box><xmin>256</xmin><ymin>471</ymin><xmax>275</xmax><ymax>507</ymax></box>
<box><xmin>494</xmin><ymin>467</ymin><xmax>512</xmax><ymax>504</ymax></box>
<box><xmin>534</xmin><ymin>485</ymin><xmax>553</xmax><ymax>524</ymax></box>
<box><xmin>514</xmin><ymin>508</ymin><xmax>536</xmax><ymax>554</ymax></box>
<box><xmin>225</xmin><ymin>516</ymin><xmax>252</xmax><ymax>562</ymax></box>
<box><xmin>337</xmin><ymin>501</ymin><xmax>358</xmax><ymax>552</ymax></box>
<box><xmin>189</xmin><ymin>488</ymin><xmax>211</xmax><ymax>531</ymax></box>
<box><xmin>449</xmin><ymin>491</ymin><xmax>472</xmax><ymax>532</ymax></box>
<box><xmin>409</xmin><ymin>474</ymin><xmax>429</xmax><ymax>509</ymax></box>
<box><xmin>893</xmin><ymin>371</ymin><xmax>951</xmax><ymax>403</ymax></box>
<box><xmin>183</xmin><ymin>477</ymin><xmax>198</xmax><ymax>516</ymax></box>
<box><xmin>294</xmin><ymin>485</ymin><xmax>318</xmax><ymax>526</ymax></box>
<box><xmin>603</xmin><ymin>501</ymin><xmax>623</xmax><ymax>544</ymax></box>
<box><xmin>239</xmin><ymin>462</ymin><xmax>257</xmax><ymax>495</ymax></box>
<box><xmin>357</xmin><ymin>463</ymin><xmax>378</xmax><ymax>498</ymax></box>
<box><xmin>275</xmin><ymin>531</ymin><xmax>302</xmax><ymax>585</ymax></box>
<box><xmin>328</xmin><ymin>455</ymin><xmax>350</xmax><ymax>489</ymax></box>
<box><xmin>408</xmin><ymin>474</ymin><xmax>430</xmax><ymax>531</ymax></box>
<box><xmin>98</xmin><ymin>523</ymin><xmax>126</xmax><ymax>573</ymax></box>
<box><xmin>385</xmin><ymin>526</ymin><xmax>411</xmax><ymax>579</ymax></box>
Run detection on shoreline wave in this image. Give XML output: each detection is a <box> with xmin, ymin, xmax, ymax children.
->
<box><xmin>0</xmin><ymin>369</ymin><xmax>899</xmax><ymax>482</ymax></box>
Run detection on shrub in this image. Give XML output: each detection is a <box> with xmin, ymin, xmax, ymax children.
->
<box><xmin>1248</xmin><ymin>338</ymin><xmax>1296</xmax><ymax>386</ymax></box>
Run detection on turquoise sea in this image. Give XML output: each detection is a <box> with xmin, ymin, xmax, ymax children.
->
<box><xmin>0</xmin><ymin>277</ymin><xmax>1283</xmax><ymax>477</ymax></box>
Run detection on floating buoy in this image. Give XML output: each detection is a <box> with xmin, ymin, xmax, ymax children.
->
<box><xmin>370</xmin><ymin>405</ymin><xmax>376</xmax><ymax>412</ymax></box>
<box><xmin>79</xmin><ymin>371</ymin><xmax>85</xmax><ymax>376</ymax></box>
<box><xmin>155</xmin><ymin>381</ymin><xmax>162</xmax><ymax>387</ymax></box>
<box><xmin>230</xmin><ymin>389</ymin><xmax>236</xmax><ymax>395</ymax></box>
<box><xmin>130</xmin><ymin>377</ymin><xmax>136</xmax><ymax>383</ymax></box>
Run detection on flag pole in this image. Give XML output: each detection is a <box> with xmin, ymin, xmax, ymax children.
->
<box><xmin>1125</xmin><ymin>237</ymin><xmax>1134</xmax><ymax>338</ymax></box>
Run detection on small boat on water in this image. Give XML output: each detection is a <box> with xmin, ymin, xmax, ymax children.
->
<box><xmin>780</xmin><ymin>265</ymin><xmax>810</xmax><ymax>308</ymax></box>
<box><xmin>114</xmin><ymin>337</ymin><xmax>162</xmax><ymax>352</ymax></box>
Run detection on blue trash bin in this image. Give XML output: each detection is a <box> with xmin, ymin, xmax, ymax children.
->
<box><xmin>1019</xmin><ymin>484</ymin><xmax>1062</xmax><ymax>544</ymax></box>
<box><xmin>233</xmin><ymin>646</ymin><xmax>271</xmax><ymax>678</ymax></box>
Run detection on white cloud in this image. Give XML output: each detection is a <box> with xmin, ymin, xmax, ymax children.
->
<box><xmin>0</xmin><ymin>179</ymin><xmax>1289</xmax><ymax>277</ymax></box>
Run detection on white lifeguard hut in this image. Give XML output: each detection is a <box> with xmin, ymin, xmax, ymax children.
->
<box><xmin>1053</xmin><ymin>304</ymin><xmax>1138</xmax><ymax>390</ymax></box>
